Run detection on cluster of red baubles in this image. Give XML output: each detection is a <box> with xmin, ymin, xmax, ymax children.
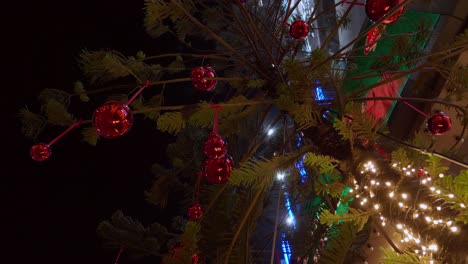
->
<box><xmin>191</xmin><ymin>66</ymin><xmax>217</xmax><ymax>92</ymax></box>
<box><xmin>202</xmin><ymin>132</ymin><xmax>232</xmax><ymax>184</ymax></box>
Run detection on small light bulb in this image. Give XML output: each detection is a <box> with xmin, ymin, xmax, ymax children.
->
<box><xmin>448</xmin><ymin>194</ymin><xmax>454</xmax><ymax>198</ymax></box>
<box><xmin>406</xmin><ymin>171</ymin><xmax>411</xmax><ymax>176</ymax></box>
<box><xmin>422</xmin><ymin>179</ymin><xmax>427</xmax><ymax>184</ymax></box>
<box><xmin>404</xmin><ymin>237</ymin><xmax>410</xmax><ymax>242</ymax></box>
<box><xmin>413</xmin><ymin>213</ymin><xmax>419</xmax><ymax>218</ymax></box>
<box><xmin>433</xmin><ymin>220</ymin><xmax>439</xmax><ymax>225</ymax></box>
<box><xmin>450</xmin><ymin>226</ymin><xmax>458</xmax><ymax>232</ymax></box>
<box><xmin>415</xmin><ymin>249</ymin><xmax>419</xmax><ymax>253</ymax></box>
<box><xmin>415</xmin><ymin>239</ymin><xmax>420</xmax><ymax>244</ymax></box>
<box><xmin>436</xmin><ymin>189</ymin><xmax>441</xmax><ymax>194</ymax></box>
<box><xmin>356</xmin><ymin>194</ymin><xmax>360</xmax><ymax>198</ymax></box>
<box><xmin>447</xmin><ymin>221</ymin><xmax>453</xmax><ymax>226</ymax></box>
<box><xmin>381</xmin><ymin>222</ymin><xmax>386</xmax><ymax>226</ymax></box>
<box><xmin>419</xmin><ymin>204</ymin><xmax>428</xmax><ymax>210</ymax></box>
<box><xmin>398</xmin><ymin>202</ymin><xmax>404</xmax><ymax>207</ymax></box>
<box><xmin>396</xmin><ymin>224</ymin><xmax>403</xmax><ymax>229</ymax></box>
<box><xmin>430</xmin><ymin>187</ymin><xmax>435</xmax><ymax>191</ymax></box>
<box><xmin>392</xmin><ymin>163</ymin><xmax>397</xmax><ymax>167</ymax></box>
<box><xmin>461</xmin><ymin>204</ymin><xmax>466</xmax><ymax>208</ymax></box>
<box><xmin>385</xmin><ymin>181</ymin><xmax>391</xmax><ymax>187</ymax></box>
<box><xmin>425</xmin><ymin>216</ymin><xmax>432</xmax><ymax>222</ymax></box>
<box><xmin>374</xmin><ymin>204</ymin><xmax>380</xmax><ymax>210</ymax></box>
<box><xmin>401</xmin><ymin>193</ymin><xmax>408</xmax><ymax>199</ymax></box>
<box><xmin>389</xmin><ymin>192</ymin><xmax>395</xmax><ymax>198</ymax></box>
<box><xmin>371</xmin><ymin>180</ymin><xmax>376</xmax><ymax>185</ymax></box>
<box><xmin>439</xmin><ymin>173</ymin><xmax>444</xmax><ymax>178</ymax></box>
<box><xmin>403</xmin><ymin>229</ymin><xmax>409</xmax><ymax>234</ymax></box>
<box><xmin>267</xmin><ymin>128</ymin><xmax>275</xmax><ymax>136</ymax></box>
<box><xmin>349</xmin><ymin>189</ymin><xmax>354</xmax><ymax>193</ymax></box>
<box><xmin>436</xmin><ymin>206</ymin><xmax>441</xmax><ymax>211</ymax></box>
<box><xmin>428</xmin><ymin>244</ymin><xmax>438</xmax><ymax>252</ymax></box>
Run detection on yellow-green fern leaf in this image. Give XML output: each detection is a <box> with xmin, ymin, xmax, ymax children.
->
<box><xmin>320</xmin><ymin>208</ymin><xmax>376</xmax><ymax>232</ymax></box>
<box><xmin>157</xmin><ymin>112</ymin><xmax>185</xmax><ymax>135</ymax></box>
<box><xmin>44</xmin><ymin>99</ymin><xmax>75</xmax><ymax>126</ymax></box>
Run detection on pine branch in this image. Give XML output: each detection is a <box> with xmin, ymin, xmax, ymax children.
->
<box><xmin>320</xmin><ymin>208</ymin><xmax>376</xmax><ymax>232</ymax></box>
<box><xmin>18</xmin><ymin>107</ymin><xmax>46</xmax><ymax>140</ymax></box>
<box><xmin>318</xmin><ymin>222</ymin><xmax>357</xmax><ymax>264</ymax></box>
<box><xmin>380</xmin><ymin>247</ymin><xmax>437</xmax><ymax>264</ymax></box>
<box><xmin>157</xmin><ymin>112</ymin><xmax>186</xmax><ymax>135</ymax></box>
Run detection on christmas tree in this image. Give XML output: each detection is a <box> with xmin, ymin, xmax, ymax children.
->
<box><xmin>19</xmin><ymin>0</ymin><xmax>468</xmax><ymax>263</ymax></box>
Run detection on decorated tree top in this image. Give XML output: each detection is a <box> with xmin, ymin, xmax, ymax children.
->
<box><xmin>20</xmin><ymin>0</ymin><xmax>468</xmax><ymax>263</ymax></box>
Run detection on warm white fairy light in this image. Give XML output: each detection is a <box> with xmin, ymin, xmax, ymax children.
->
<box><xmin>448</xmin><ymin>193</ymin><xmax>454</xmax><ymax>198</ymax></box>
<box><xmin>349</xmin><ymin>189</ymin><xmax>353</xmax><ymax>193</ymax></box>
<box><xmin>430</xmin><ymin>187</ymin><xmax>435</xmax><ymax>191</ymax></box>
<box><xmin>447</xmin><ymin>221</ymin><xmax>453</xmax><ymax>226</ymax></box>
<box><xmin>398</xmin><ymin>202</ymin><xmax>404</xmax><ymax>207</ymax></box>
<box><xmin>419</xmin><ymin>203</ymin><xmax>428</xmax><ymax>210</ymax></box>
<box><xmin>450</xmin><ymin>226</ymin><xmax>458</xmax><ymax>232</ymax></box>
<box><xmin>406</xmin><ymin>171</ymin><xmax>411</xmax><ymax>176</ymax></box>
<box><xmin>433</xmin><ymin>220</ymin><xmax>439</xmax><ymax>225</ymax></box>
<box><xmin>385</xmin><ymin>181</ymin><xmax>391</xmax><ymax>187</ymax></box>
<box><xmin>425</xmin><ymin>216</ymin><xmax>432</xmax><ymax>222</ymax></box>
<box><xmin>276</xmin><ymin>172</ymin><xmax>285</xmax><ymax>180</ymax></box>
<box><xmin>370</xmin><ymin>180</ymin><xmax>376</xmax><ymax>185</ymax></box>
<box><xmin>393</xmin><ymin>163</ymin><xmax>397</xmax><ymax>167</ymax></box>
<box><xmin>374</xmin><ymin>204</ymin><xmax>380</xmax><ymax>210</ymax></box>
<box><xmin>401</xmin><ymin>193</ymin><xmax>408</xmax><ymax>199</ymax></box>
<box><xmin>438</xmin><ymin>173</ymin><xmax>444</xmax><ymax>178</ymax></box>
<box><xmin>422</xmin><ymin>179</ymin><xmax>427</xmax><ymax>184</ymax></box>
<box><xmin>428</xmin><ymin>243</ymin><xmax>438</xmax><ymax>252</ymax></box>
<box><xmin>389</xmin><ymin>192</ymin><xmax>395</xmax><ymax>198</ymax></box>
<box><xmin>461</xmin><ymin>203</ymin><xmax>466</xmax><ymax>208</ymax></box>
<box><xmin>436</xmin><ymin>206</ymin><xmax>441</xmax><ymax>211</ymax></box>
<box><xmin>370</xmin><ymin>191</ymin><xmax>375</xmax><ymax>198</ymax></box>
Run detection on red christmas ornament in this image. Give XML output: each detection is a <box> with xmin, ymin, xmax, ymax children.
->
<box><xmin>30</xmin><ymin>143</ymin><xmax>51</xmax><ymax>161</ymax></box>
<box><xmin>93</xmin><ymin>101</ymin><xmax>134</xmax><ymax>138</ymax></box>
<box><xmin>426</xmin><ymin>112</ymin><xmax>452</xmax><ymax>135</ymax></box>
<box><xmin>417</xmin><ymin>167</ymin><xmax>426</xmax><ymax>177</ymax></box>
<box><xmin>191</xmin><ymin>66</ymin><xmax>217</xmax><ymax>92</ymax></box>
<box><xmin>203</xmin><ymin>132</ymin><xmax>228</xmax><ymax>159</ymax></box>
<box><xmin>192</xmin><ymin>253</ymin><xmax>200</xmax><ymax>264</ymax></box>
<box><xmin>188</xmin><ymin>204</ymin><xmax>204</xmax><ymax>220</ymax></box>
<box><xmin>203</xmin><ymin>155</ymin><xmax>234</xmax><ymax>184</ymax></box>
<box><xmin>365</xmin><ymin>0</ymin><xmax>405</xmax><ymax>25</ymax></box>
<box><xmin>289</xmin><ymin>20</ymin><xmax>309</xmax><ymax>39</ymax></box>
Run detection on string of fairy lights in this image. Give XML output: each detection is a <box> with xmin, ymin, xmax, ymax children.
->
<box><xmin>351</xmin><ymin>160</ymin><xmax>462</xmax><ymax>261</ymax></box>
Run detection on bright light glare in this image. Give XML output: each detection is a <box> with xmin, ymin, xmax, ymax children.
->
<box><xmin>286</xmin><ymin>216</ymin><xmax>294</xmax><ymax>225</ymax></box>
<box><xmin>267</xmin><ymin>128</ymin><xmax>275</xmax><ymax>136</ymax></box>
<box><xmin>276</xmin><ymin>172</ymin><xmax>285</xmax><ymax>181</ymax></box>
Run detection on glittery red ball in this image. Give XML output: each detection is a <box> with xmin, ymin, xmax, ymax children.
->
<box><xmin>289</xmin><ymin>20</ymin><xmax>309</xmax><ymax>39</ymax></box>
<box><xmin>192</xmin><ymin>253</ymin><xmax>200</xmax><ymax>264</ymax></box>
<box><xmin>188</xmin><ymin>204</ymin><xmax>204</xmax><ymax>220</ymax></box>
<box><xmin>426</xmin><ymin>112</ymin><xmax>452</xmax><ymax>135</ymax></box>
<box><xmin>92</xmin><ymin>101</ymin><xmax>133</xmax><ymax>138</ymax></box>
<box><xmin>30</xmin><ymin>143</ymin><xmax>51</xmax><ymax>161</ymax></box>
<box><xmin>203</xmin><ymin>132</ymin><xmax>228</xmax><ymax>159</ymax></box>
<box><xmin>191</xmin><ymin>66</ymin><xmax>217</xmax><ymax>92</ymax></box>
<box><xmin>365</xmin><ymin>0</ymin><xmax>404</xmax><ymax>25</ymax></box>
<box><xmin>203</xmin><ymin>155</ymin><xmax>233</xmax><ymax>184</ymax></box>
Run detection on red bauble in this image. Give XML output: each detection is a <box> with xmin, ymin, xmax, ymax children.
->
<box><xmin>30</xmin><ymin>143</ymin><xmax>51</xmax><ymax>161</ymax></box>
<box><xmin>191</xmin><ymin>66</ymin><xmax>217</xmax><ymax>92</ymax></box>
<box><xmin>203</xmin><ymin>155</ymin><xmax>233</xmax><ymax>184</ymax></box>
<box><xmin>188</xmin><ymin>204</ymin><xmax>204</xmax><ymax>220</ymax></box>
<box><xmin>417</xmin><ymin>168</ymin><xmax>425</xmax><ymax>177</ymax></box>
<box><xmin>365</xmin><ymin>0</ymin><xmax>404</xmax><ymax>25</ymax></box>
<box><xmin>289</xmin><ymin>20</ymin><xmax>309</xmax><ymax>39</ymax></box>
<box><xmin>203</xmin><ymin>132</ymin><xmax>228</xmax><ymax>159</ymax></box>
<box><xmin>426</xmin><ymin>112</ymin><xmax>452</xmax><ymax>135</ymax></box>
<box><xmin>192</xmin><ymin>254</ymin><xmax>200</xmax><ymax>264</ymax></box>
<box><xmin>92</xmin><ymin>101</ymin><xmax>134</xmax><ymax>138</ymax></box>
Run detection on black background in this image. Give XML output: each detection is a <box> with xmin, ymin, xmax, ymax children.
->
<box><xmin>5</xmin><ymin>1</ymin><xmax>182</xmax><ymax>263</ymax></box>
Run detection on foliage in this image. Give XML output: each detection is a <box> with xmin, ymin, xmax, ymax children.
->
<box><xmin>434</xmin><ymin>170</ymin><xmax>468</xmax><ymax>223</ymax></box>
<box><xmin>157</xmin><ymin>112</ymin><xmax>186</xmax><ymax>135</ymax></box>
<box><xmin>319</xmin><ymin>208</ymin><xmax>376</xmax><ymax>232</ymax></box>
<box><xmin>318</xmin><ymin>222</ymin><xmax>357</xmax><ymax>264</ymax></box>
<box><xmin>380</xmin><ymin>248</ymin><xmax>438</xmax><ymax>264</ymax></box>
<box><xmin>18</xmin><ymin>108</ymin><xmax>46</xmax><ymax>140</ymax></box>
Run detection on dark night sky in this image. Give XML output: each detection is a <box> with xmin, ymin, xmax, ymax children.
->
<box><xmin>6</xmin><ymin>1</ymin><xmax>182</xmax><ymax>263</ymax></box>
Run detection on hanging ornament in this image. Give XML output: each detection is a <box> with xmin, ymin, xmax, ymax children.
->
<box><xmin>30</xmin><ymin>143</ymin><xmax>52</xmax><ymax>161</ymax></box>
<box><xmin>191</xmin><ymin>66</ymin><xmax>217</xmax><ymax>92</ymax></box>
<box><xmin>203</xmin><ymin>155</ymin><xmax>234</xmax><ymax>184</ymax></box>
<box><xmin>203</xmin><ymin>132</ymin><xmax>228</xmax><ymax>159</ymax></box>
<box><xmin>93</xmin><ymin>101</ymin><xmax>134</xmax><ymax>138</ymax></box>
<box><xmin>365</xmin><ymin>0</ymin><xmax>405</xmax><ymax>25</ymax></box>
<box><xmin>426</xmin><ymin>112</ymin><xmax>452</xmax><ymax>135</ymax></box>
<box><xmin>417</xmin><ymin>167</ymin><xmax>426</xmax><ymax>177</ymax></box>
<box><xmin>93</xmin><ymin>81</ymin><xmax>151</xmax><ymax>138</ymax></box>
<box><xmin>30</xmin><ymin>119</ymin><xmax>83</xmax><ymax>161</ymax></box>
<box><xmin>289</xmin><ymin>20</ymin><xmax>309</xmax><ymax>40</ymax></box>
<box><xmin>192</xmin><ymin>253</ymin><xmax>200</xmax><ymax>264</ymax></box>
<box><xmin>188</xmin><ymin>204</ymin><xmax>204</xmax><ymax>220</ymax></box>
